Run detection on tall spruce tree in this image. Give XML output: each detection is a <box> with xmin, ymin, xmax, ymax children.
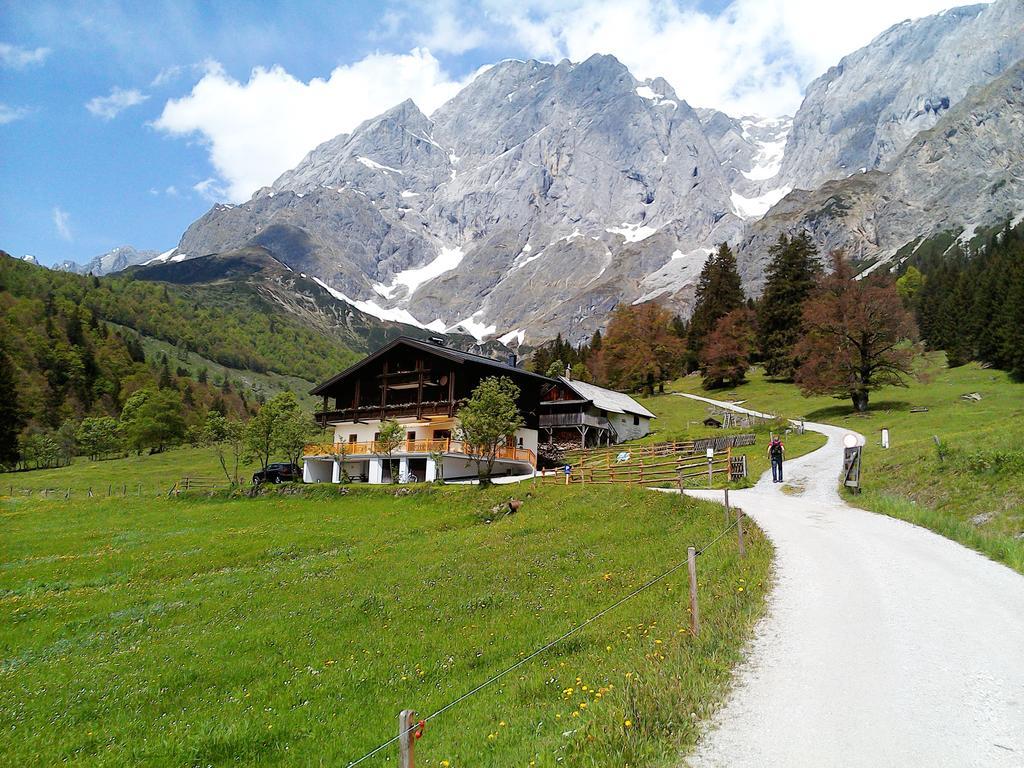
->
<box><xmin>687</xmin><ymin>243</ymin><xmax>745</xmax><ymax>369</ymax></box>
<box><xmin>757</xmin><ymin>232</ymin><xmax>820</xmax><ymax>379</ymax></box>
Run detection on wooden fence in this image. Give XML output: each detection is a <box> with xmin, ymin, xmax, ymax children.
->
<box><xmin>570</xmin><ymin>434</ymin><xmax>755</xmax><ymax>469</ymax></box>
<box><xmin>543</xmin><ymin>447</ymin><xmax>747</xmax><ymax>486</ymax></box>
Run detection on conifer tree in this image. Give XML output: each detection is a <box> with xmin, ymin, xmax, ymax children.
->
<box><xmin>687</xmin><ymin>243</ymin><xmax>745</xmax><ymax>369</ymax></box>
<box><xmin>757</xmin><ymin>232</ymin><xmax>820</xmax><ymax>379</ymax></box>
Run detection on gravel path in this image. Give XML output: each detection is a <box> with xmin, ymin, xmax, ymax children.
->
<box><xmin>677</xmin><ymin>394</ymin><xmax>1024</xmax><ymax>768</ymax></box>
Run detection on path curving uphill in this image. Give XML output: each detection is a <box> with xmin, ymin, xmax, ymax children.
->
<box><xmin>678</xmin><ymin>394</ymin><xmax>1024</xmax><ymax>768</ymax></box>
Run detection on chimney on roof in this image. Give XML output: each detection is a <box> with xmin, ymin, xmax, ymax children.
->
<box><xmin>507</xmin><ymin>352</ymin><xmax>517</xmax><ymax>367</ymax></box>
<box><xmin>565</xmin><ymin>363</ymin><xmax>571</xmax><ymax>381</ymax></box>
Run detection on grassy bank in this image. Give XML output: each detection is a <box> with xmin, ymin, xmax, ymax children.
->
<box><xmin>1</xmin><ymin>484</ymin><xmax>769</xmax><ymax>767</ymax></box>
<box><xmin>659</xmin><ymin>357</ymin><xmax>1024</xmax><ymax>573</ymax></box>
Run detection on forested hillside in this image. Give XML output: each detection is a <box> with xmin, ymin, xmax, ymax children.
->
<box><xmin>0</xmin><ymin>253</ymin><xmax>364</xmax><ymax>469</ymax></box>
<box><xmin>900</xmin><ymin>220</ymin><xmax>1024</xmax><ymax>378</ymax></box>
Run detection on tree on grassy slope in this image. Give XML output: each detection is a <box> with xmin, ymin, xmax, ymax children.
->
<box><xmin>373</xmin><ymin>418</ymin><xmax>405</xmax><ymax>484</ymax></box>
<box><xmin>687</xmin><ymin>243</ymin><xmax>745</xmax><ymax>369</ymax></box>
<box><xmin>202</xmin><ymin>412</ymin><xmax>246</xmax><ymax>485</ymax></box>
<box><xmin>456</xmin><ymin>376</ymin><xmax>523</xmax><ymax>487</ymax></box>
<box><xmin>700</xmin><ymin>308</ymin><xmax>756</xmax><ymax>390</ymax></box>
<box><xmin>120</xmin><ymin>388</ymin><xmax>185</xmax><ymax>453</ymax></box>
<box><xmin>245</xmin><ymin>390</ymin><xmax>311</xmax><ymax>474</ymax></box>
<box><xmin>757</xmin><ymin>232</ymin><xmax>820</xmax><ymax>379</ymax></box>
<box><xmin>75</xmin><ymin>416</ymin><xmax>123</xmax><ymax>460</ymax></box>
<box><xmin>601</xmin><ymin>302</ymin><xmax>685</xmax><ymax>394</ymax></box>
<box><xmin>794</xmin><ymin>253</ymin><xmax>919</xmax><ymax>412</ymax></box>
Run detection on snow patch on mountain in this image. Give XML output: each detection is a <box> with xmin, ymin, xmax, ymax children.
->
<box><xmin>731</xmin><ymin>186</ymin><xmax>792</xmax><ymax>219</ymax></box>
<box><xmin>374</xmin><ymin>246</ymin><xmax>465</xmax><ymax>300</ymax></box>
<box><xmin>312</xmin><ymin>276</ymin><xmax>443</xmax><ymax>331</ymax></box>
<box><xmin>356</xmin><ymin>156</ymin><xmax>404</xmax><ymax>174</ymax></box>
<box><xmin>498</xmin><ymin>328</ymin><xmax>526</xmax><ymax>346</ymax></box>
<box><xmin>450</xmin><ymin>311</ymin><xmax>497</xmax><ymax>342</ymax></box>
<box><xmin>607</xmin><ymin>222</ymin><xmax>658</xmax><ymax>242</ymax></box>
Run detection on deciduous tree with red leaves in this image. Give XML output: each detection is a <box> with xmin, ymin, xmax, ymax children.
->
<box><xmin>794</xmin><ymin>253</ymin><xmax>919</xmax><ymax>412</ymax></box>
<box><xmin>600</xmin><ymin>302</ymin><xmax>685</xmax><ymax>394</ymax></box>
<box><xmin>699</xmin><ymin>308</ymin><xmax>756</xmax><ymax>390</ymax></box>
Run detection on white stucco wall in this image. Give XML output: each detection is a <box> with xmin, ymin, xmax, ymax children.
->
<box><xmin>609</xmin><ymin>413</ymin><xmax>651</xmax><ymax>442</ymax></box>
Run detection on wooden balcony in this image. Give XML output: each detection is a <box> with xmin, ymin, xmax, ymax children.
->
<box><xmin>539</xmin><ymin>412</ymin><xmax>612</xmax><ymax>430</ymax></box>
<box><xmin>316</xmin><ymin>400</ymin><xmax>456</xmax><ymax>424</ymax></box>
<box><xmin>303</xmin><ymin>439</ymin><xmax>536</xmax><ymax>467</ymax></box>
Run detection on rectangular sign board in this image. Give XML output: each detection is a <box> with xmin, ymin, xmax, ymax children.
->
<box><xmin>843</xmin><ymin>446</ymin><xmax>862</xmax><ymax>491</ymax></box>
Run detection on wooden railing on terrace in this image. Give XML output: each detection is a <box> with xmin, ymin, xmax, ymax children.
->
<box><xmin>303</xmin><ymin>439</ymin><xmax>536</xmax><ymax>467</ymax></box>
<box><xmin>316</xmin><ymin>400</ymin><xmax>457</xmax><ymax>423</ymax></box>
<box><xmin>538</xmin><ymin>412</ymin><xmax>613</xmax><ymax>430</ymax></box>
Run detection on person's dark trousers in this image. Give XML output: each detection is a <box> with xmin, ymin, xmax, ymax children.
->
<box><xmin>771</xmin><ymin>458</ymin><xmax>783</xmax><ymax>482</ymax></box>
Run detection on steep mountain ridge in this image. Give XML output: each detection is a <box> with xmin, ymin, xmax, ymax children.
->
<box><xmin>778</xmin><ymin>0</ymin><xmax>1024</xmax><ymax>191</ymax></box>
<box><xmin>171</xmin><ymin>54</ymin><xmax>745</xmax><ymax>344</ymax></box>
<box><xmin>164</xmin><ymin>0</ymin><xmax>1024</xmax><ymax>344</ymax></box>
<box><xmin>738</xmin><ymin>57</ymin><xmax>1024</xmax><ymax>292</ymax></box>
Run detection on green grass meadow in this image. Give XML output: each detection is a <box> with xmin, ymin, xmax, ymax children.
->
<box><xmin>1</xmin><ymin>484</ymin><xmax>769</xmax><ymax>767</ymax></box>
<box><xmin>2</xmin><ymin>445</ymin><xmax>260</xmax><ymax>498</ymax></box>
<box><xmin>648</xmin><ymin>357</ymin><xmax>1024</xmax><ymax>573</ymax></box>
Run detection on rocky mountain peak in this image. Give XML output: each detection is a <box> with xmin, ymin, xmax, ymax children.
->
<box><xmin>778</xmin><ymin>0</ymin><xmax>1024</xmax><ymax>191</ymax></box>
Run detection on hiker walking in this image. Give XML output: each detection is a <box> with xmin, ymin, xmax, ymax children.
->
<box><xmin>768</xmin><ymin>435</ymin><xmax>785</xmax><ymax>483</ymax></box>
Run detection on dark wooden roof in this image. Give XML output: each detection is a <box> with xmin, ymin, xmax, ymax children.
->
<box><xmin>310</xmin><ymin>336</ymin><xmax>556</xmax><ymax>396</ymax></box>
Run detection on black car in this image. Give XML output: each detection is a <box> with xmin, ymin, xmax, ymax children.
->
<box><xmin>252</xmin><ymin>462</ymin><xmax>302</xmax><ymax>485</ymax></box>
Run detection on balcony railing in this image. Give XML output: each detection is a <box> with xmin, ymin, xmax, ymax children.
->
<box><xmin>316</xmin><ymin>401</ymin><xmax>456</xmax><ymax>423</ymax></box>
<box><xmin>539</xmin><ymin>412</ymin><xmax>612</xmax><ymax>430</ymax></box>
<box><xmin>303</xmin><ymin>439</ymin><xmax>536</xmax><ymax>467</ymax></box>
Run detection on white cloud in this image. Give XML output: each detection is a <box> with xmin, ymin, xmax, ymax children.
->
<box><xmin>52</xmin><ymin>207</ymin><xmax>72</xmax><ymax>241</ymax></box>
<box><xmin>0</xmin><ymin>103</ymin><xmax>31</xmax><ymax>124</ymax></box>
<box><xmin>154</xmin><ymin>49</ymin><xmax>470</xmax><ymax>202</ymax></box>
<box><xmin>470</xmin><ymin>0</ymin><xmax>982</xmax><ymax>115</ymax></box>
<box><xmin>0</xmin><ymin>43</ymin><xmax>50</xmax><ymax>69</ymax></box>
<box><xmin>193</xmin><ymin>178</ymin><xmax>228</xmax><ymax>201</ymax></box>
<box><xmin>86</xmin><ymin>87</ymin><xmax>149</xmax><ymax>119</ymax></box>
<box><xmin>151</xmin><ymin>64</ymin><xmax>185</xmax><ymax>88</ymax></box>
<box><xmin>413</xmin><ymin>1</ymin><xmax>488</xmax><ymax>54</ymax></box>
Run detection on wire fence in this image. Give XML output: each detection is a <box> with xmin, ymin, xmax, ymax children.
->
<box><xmin>345</xmin><ymin>498</ymin><xmax>745</xmax><ymax>767</ymax></box>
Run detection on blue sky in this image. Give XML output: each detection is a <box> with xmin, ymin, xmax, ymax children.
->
<box><xmin>0</xmin><ymin>0</ymin><xmax>971</xmax><ymax>266</ymax></box>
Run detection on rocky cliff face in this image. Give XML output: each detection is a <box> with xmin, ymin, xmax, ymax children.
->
<box><xmin>778</xmin><ymin>0</ymin><xmax>1024</xmax><ymax>191</ymax></box>
<box><xmin>169</xmin><ymin>1</ymin><xmax>1024</xmax><ymax>345</ymax></box>
<box><xmin>738</xmin><ymin>58</ymin><xmax>1024</xmax><ymax>293</ymax></box>
<box><xmin>172</xmin><ymin>55</ymin><xmax>746</xmax><ymax>344</ymax></box>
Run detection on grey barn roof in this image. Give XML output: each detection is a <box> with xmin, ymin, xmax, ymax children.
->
<box><xmin>556</xmin><ymin>377</ymin><xmax>657</xmax><ymax>419</ymax></box>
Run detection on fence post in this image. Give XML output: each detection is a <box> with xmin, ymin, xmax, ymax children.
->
<box><xmin>88</xmin><ymin>486</ymin><xmax>93</xmax><ymax>498</ymax></box>
<box><xmin>677</xmin><ymin>469</ymin><xmax>684</xmax><ymax>493</ymax></box>
<box><xmin>398</xmin><ymin>709</ymin><xmax>416</xmax><ymax>768</ymax></box>
<box><xmin>107</xmin><ymin>484</ymin><xmax>111</xmax><ymax>497</ymax></box>
<box><xmin>724</xmin><ymin>487</ymin><xmax>730</xmax><ymax>527</ymax></box>
<box><xmin>706</xmin><ymin>449</ymin><xmax>714</xmax><ymax>488</ymax></box>
<box><xmin>687</xmin><ymin>546</ymin><xmax>700</xmax><ymax>636</ymax></box>
<box><xmin>736</xmin><ymin>509</ymin><xmax>746</xmax><ymax>558</ymax></box>
<box><xmin>65</xmin><ymin>488</ymin><xmax>70</xmax><ymax>500</ymax></box>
